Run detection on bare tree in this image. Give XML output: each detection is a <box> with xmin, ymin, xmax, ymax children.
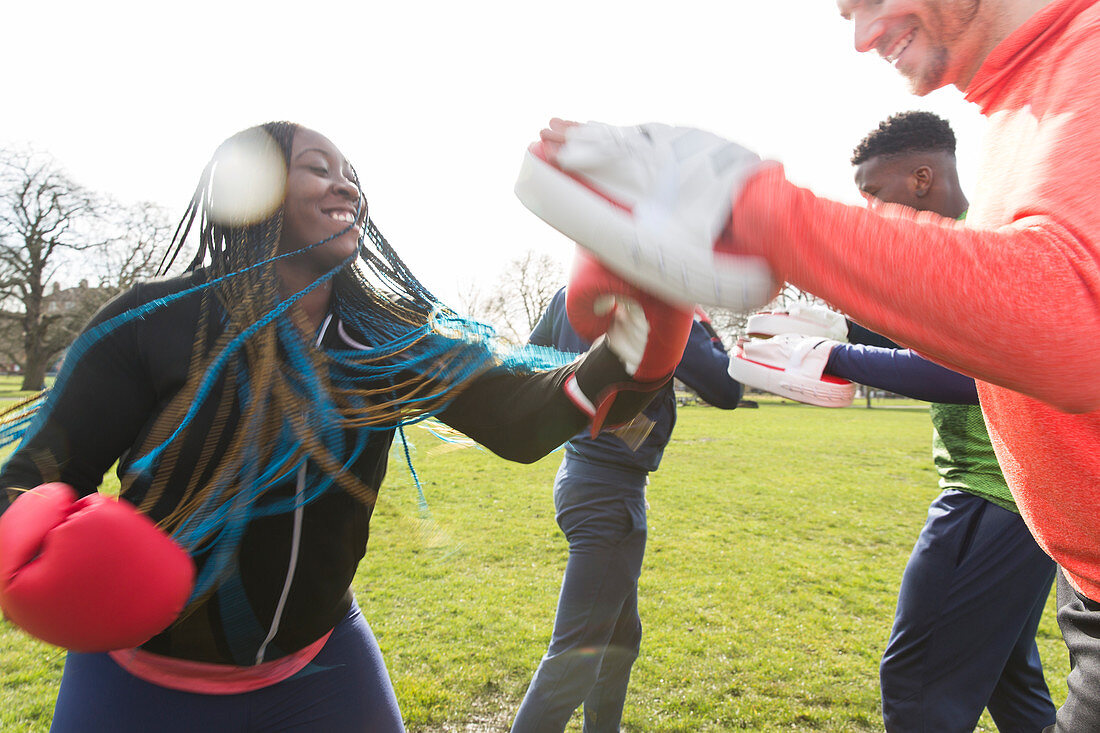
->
<box><xmin>702</xmin><ymin>305</ymin><xmax>749</xmax><ymax>348</ymax></box>
<box><xmin>705</xmin><ymin>283</ymin><xmax>831</xmax><ymax>346</ymax></box>
<box><xmin>773</xmin><ymin>283</ymin><xmax>829</xmax><ymax>310</ymax></box>
<box><xmin>92</xmin><ymin>202</ymin><xmax>175</xmax><ymax>292</ymax></box>
<box><xmin>453</xmin><ymin>276</ymin><xmax>490</xmax><ymax>323</ymax></box>
<box><xmin>0</xmin><ymin>149</ymin><xmax>110</xmax><ymax>389</ymax></box>
<box><xmin>460</xmin><ymin>250</ymin><xmax>564</xmax><ymax>344</ymax></box>
<box><xmin>0</xmin><ymin>149</ymin><xmax>170</xmax><ymax>390</ymax></box>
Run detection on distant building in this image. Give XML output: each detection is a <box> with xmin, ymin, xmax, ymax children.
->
<box><xmin>40</xmin><ymin>280</ymin><xmax>113</xmax><ymax>376</ymax></box>
<box><xmin>44</xmin><ymin>279</ymin><xmax>110</xmax><ymax>315</ymax></box>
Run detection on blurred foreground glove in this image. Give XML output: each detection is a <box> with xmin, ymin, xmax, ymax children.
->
<box><xmin>515</xmin><ymin>121</ymin><xmax>778</xmax><ymax>311</ymax></box>
<box><xmin>564</xmin><ymin>247</ymin><xmax>693</xmax><ymax>435</ymax></box>
<box><xmin>0</xmin><ymin>483</ymin><xmax>195</xmax><ymax>652</ymax></box>
<box><xmin>728</xmin><ymin>333</ymin><xmax>855</xmax><ymax>408</ymax></box>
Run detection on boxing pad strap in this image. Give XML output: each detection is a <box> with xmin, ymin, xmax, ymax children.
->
<box><xmin>570</xmin><ymin>338</ymin><xmax>669</xmax><ymax>436</ymax></box>
<box><xmin>566</xmin><ymin>248</ymin><xmax>694</xmax><ymax>383</ymax></box>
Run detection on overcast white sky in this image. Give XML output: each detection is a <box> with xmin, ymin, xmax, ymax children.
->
<box><xmin>4</xmin><ymin>0</ymin><xmax>986</xmax><ymax>304</ymax></box>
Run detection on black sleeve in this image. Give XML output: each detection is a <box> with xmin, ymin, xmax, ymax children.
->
<box><xmin>0</xmin><ymin>286</ymin><xmax>162</xmax><ymax>514</ymax></box>
<box><xmin>673</xmin><ymin>320</ymin><xmax>742</xmax><ymax>409</ymax></box>
<box><xmin>437</xmin><ymin>339</ymin><xmax>659</xmax><ymax>463</ymax></box>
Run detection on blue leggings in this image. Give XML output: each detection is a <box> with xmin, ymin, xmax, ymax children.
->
<box><xmin>50</xmin><ymin>602</ymin><xmax>404</xmax><ymax>733</ymax></box>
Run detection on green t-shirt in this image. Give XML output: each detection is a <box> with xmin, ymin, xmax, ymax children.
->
<box><xmin>930</xmin><ymin>402</ymin><xmax>1016</xmax><ymax>512</ymax></box>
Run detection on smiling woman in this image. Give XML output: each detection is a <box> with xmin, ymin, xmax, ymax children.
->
<box><xmin>0</xmin><ymin>121</ymin><xmax>662</xmax><ymax>733</ymax></box>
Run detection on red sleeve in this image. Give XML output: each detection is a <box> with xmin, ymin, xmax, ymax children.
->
<box><xmin>729</xmin><ymin>166</ymin><xmax>1100</xmax><ymax>413</ymax></box>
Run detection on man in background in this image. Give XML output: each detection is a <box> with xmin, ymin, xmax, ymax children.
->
<box><xmin>738</xmin><ymin>111</ymin><xmax>1056</xmax><ymax>731</ymax></box>
<box><xmin>524</xmin><ymin>2</ymin><xmax>1100</xmax><ymax>727</ymax></box>
<box><xmin>511</xmin><ymin>290</ymin><xmax>742</xmax><ymax>732</ymax></box>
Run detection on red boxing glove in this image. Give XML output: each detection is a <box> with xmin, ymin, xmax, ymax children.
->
<box><xmin>0</xmin><ymin>483</ymin><xmax>195</xmax><ymax>652</ymax></box>
<box><xmin>567</xmin><ymin>248</ymin><xmax>693</xmax><ymax>380</ymax></box>
<box><xmin>564</xmin><ymin>247</ymin><xmax>694</xmax><ymax>433</ymax></box>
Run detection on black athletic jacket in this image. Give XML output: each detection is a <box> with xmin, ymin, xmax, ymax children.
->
<box><xmin>0</xmin><ymin>271</ymin><xmax>649</xmax><ymax>665</ymax></box>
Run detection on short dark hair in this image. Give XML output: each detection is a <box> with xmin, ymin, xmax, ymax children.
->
<box><xmin>851</xmin><ymin>111</ymin><xmax>956</xmax><ymax>165</ymax></box>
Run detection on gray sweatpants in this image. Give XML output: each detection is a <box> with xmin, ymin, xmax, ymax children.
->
<box><xmin>1045</xmin><ymin>569</ymin><xmax>1100</xmax><ymax>732</ymax></box>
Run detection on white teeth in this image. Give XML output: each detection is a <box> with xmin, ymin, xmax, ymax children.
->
<box><xmin>328</xmin><ymin>211</ymin><xmax>355</xmax><ymax>223</ymax></box>
<box><xmin>884</xmin><ymin>29</ymin><xmax>915</xmax><ymax>64</ymax></box>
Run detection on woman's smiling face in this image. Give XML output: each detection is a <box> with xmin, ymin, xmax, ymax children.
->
<box><xmin>278</xmin><ymin>127</ymin><xmax>366</xmax><ymax>274</ymax></box>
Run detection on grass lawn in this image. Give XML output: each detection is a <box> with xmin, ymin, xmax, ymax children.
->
<box><xmin>0</xmin><ymin>374</ymin><xmax>53</xmax><ymax>400</ymax></box>
<box><xmin>0</xmin><ymin>401</ymin><xmax>1069</xmax><ymax>731</ymax></box>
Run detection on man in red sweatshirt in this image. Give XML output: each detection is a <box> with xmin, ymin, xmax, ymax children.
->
<box><xmin>517</xmin><ymin>1</ymin><xmax>1100</xmax><ymax>729</ymax></box>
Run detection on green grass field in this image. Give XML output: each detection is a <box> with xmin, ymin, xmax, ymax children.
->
<box><xmin>0</xmin><ymin>400</ymin><xmax>1069</xmax><ymax>731</ymax></box>
<box><xmin>0</xmin><ymin>374</ymin><xmax>52</xmax><ymax>400</ymax></box>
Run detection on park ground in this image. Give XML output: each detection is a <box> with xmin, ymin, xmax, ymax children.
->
<box><xmin>0</xmin><ymin>397</ymin><xmax>1069</xmax><ymax>731</ymax></box>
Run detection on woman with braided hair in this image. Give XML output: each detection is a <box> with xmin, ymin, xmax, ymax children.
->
<box><xmin>0</xmin><ymin>123</ymin><xmax>678</xmax><ymax>732</ymax></box>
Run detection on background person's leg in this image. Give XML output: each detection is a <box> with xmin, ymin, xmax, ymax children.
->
<box><xmin>581</xmin><ymin>489</ymin><xmax>647</xmax><ymax>733</ymax></box>
<box><xmin>985</xmin><ymin>554</ymin><xmax>1057</xmax><ymax>732</ymax></box>
<box><xmin>511</xmin><ymin>461</ymin><xmax>646</xmax><ymax>733</ymax></box>
<box><xmin>881</xmin><ymin>491</ymin><xmax>1056</xmax><ymax>732</ymax></box>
